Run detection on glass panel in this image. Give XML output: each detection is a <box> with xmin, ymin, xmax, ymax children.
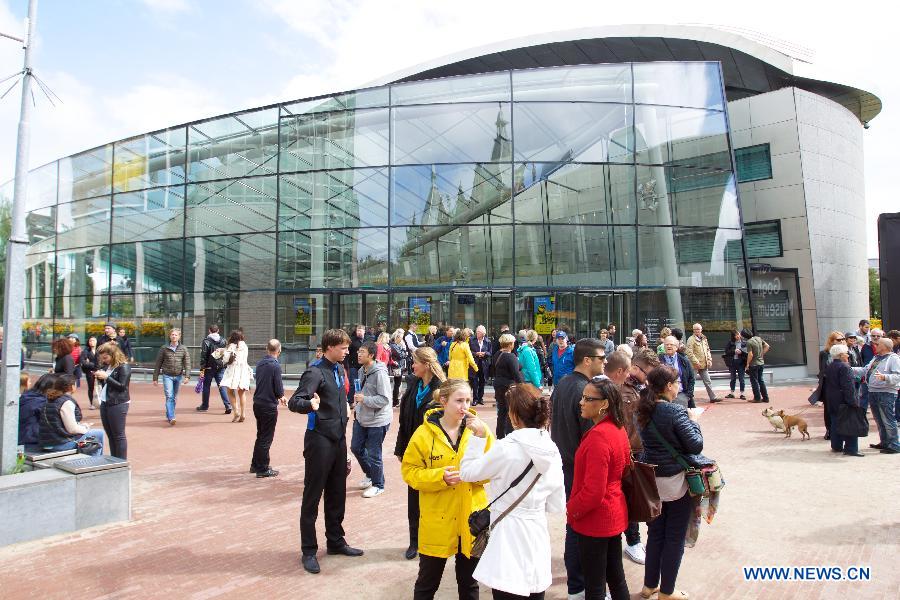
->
<box><xmin>744</xmin><ymin>221</ymin><xmax>782</xmax><ymax>258</ymax></box>
<box><xmin>278</xmin><ymin>228</ymin><xmax>389</xmax><ymax>289</ymax></box>
<box><xmin>26</xmin><ymin>206</ymin><xmax>56</xmax><ymax>253</ymax></box>
<box><xmin>516</xmin><ymin>163</ymin><xmax>635</xmax><ymax>225</ymax></box>
<box><xmin>52</xmin><ymin>295</ymin><xmax>110</xmax><ymax>336</ymax></box>
<box><xmin>735</xmin><ymin>144</ymin><xmax>772</xmax><ymax>182</ymax></box>
<box><xmin>392</xmin><ymin>72</ymin><xmax>510</xmax><ymax>105</ymax></box>
<box><xmin>280</xmin><ymin>168</ymin><xmax>389</xmax><ymax>230</ymax></box>
<box><xmin>634</xmin><ymin>106</ymin><xmax>730</xmax><ymax>168</ymax></box>
<box><xmin>637</xmin><ymin>289</ymin><xmax>686</xmax><ymax>341</ymax></box>
<box><xmin>282</xmin><ymin>88</ymin><xmax>389</xmax><ymax>115</ymax></box>
<box><xmin>24</xmin><ymin>296</ymin><xmax>53</xmax><ymax>319</ymax></box>
<box><xmin>515</xmin><ymin>225</ymin><xmax>637</xmax><ymax>287</ymax></box>
<box><xmin>188</xmin><ymin>109</ymin><xmax>279</xmax><ymax>182</ymax></box>
<box><xmin>55</xmin><ymin>246</ymin><xmax>110</xmax><ymax>296</ymax></box>
<box><xmin>114</xmin><ymin>128</ymin><xmax>187</xmax><ymax>192</ymax></box>
<box><xmin>279</xmin><ymin>108</ymin><xmax>390</xmax><ymax>173</ymax></box>
<box><xmin>390</xmin><ymin>225</ymin><xmax>512</xmax><ymax>287</ymax></box>
<box><xmin>335</xmin><ymin>293</ymin><xmax>390</xmax><ymax>334</ymax></box>
<box><xmin>26</xmin><ymin>251</ymin><xmax>54</xmax><ymax>299</ymax></box>
<box><xmin>392</xmin><ymin>164</ymin><xmax>512</xmax><ymax>227</ymax></box>
<box><xmin>513</xmin><ymin>103</ymin><xmax>632</xmax><ymax>163</ymax></box>
<box><xmin>637</xmin><ymin>226</ymin><xmax>746</xmax><ymax>288</ymax></box>
<box><xmin>27</xmin><ymin>162</ymin><xmax>58</xmax><ymax>210</ymax></box>
<box><xmin>451</xmin><ymin>292</ymin><xmax>490</xmax><ymax>335</ymax></box>
<box><xmin>633</xmin><ymin>62</ymin><xmax>725</xmax><ymax>110</ymax></box>
<box><xmin>392</xmin><ymin>103</ymin><xmax>512</xmax><ymax>165</ymax></box>
<box><xmin>276</xmin><ymin>293</ymin><xmax>330</xmax><ymax>374</ymax></box>
<box><xmin>513</xmin><ymin>64</ymin><xmax>631</xmax><ymax>103</ymax></box>
<box><xmin>751</xmin><ymin>269</ymin><xmax>804</xmax><ymax>365</ymax></box>
<box><xmin>112</xmin><ymin>186</ymin><xmax>186</xmax><ymax>243</ymax></box>
<box><xmin>680</xmin><ymin>287</ymin><xmax>752</xmax><ymax>369</ymax></box>
<box><xmin>636</xmin><ymin>166</ymin><xmax>740</xmax><ymax>228</ymax></box>
<box><xmin>391</xmin><ymin>292</ymin><xmax>452</xmax><ymax>332</ymax></box>
<box><xmin>22</xmin><ymin>315</ymin><xmax>54</xmax><ymax>363</ymax></box>
<box><xmin>110</xmin><ymin>240</ymin><xmax>185</xmax><ymax>293</ymax></box>
<box><xmin>185</xmin><ymin>233</ymin><xmax>277</xmax><ymax>292</ymax></box>
<box><xmin>183</xmin><ymin>291</ymin><xmax>273</xmax><ymax>367</ymax></box>
<box><xmin>59</xmin><ymin>145</ymin><xmax>113</xmax><ymax>202</ymax></box>
<box><xmin>56</xmin><ymin>196</ymin><xmax>111</xmax><ymax>250</ymax></box>
<box><xmin>186</xmin><ymin>176</ymin><xmax>277</xmax><ymax>236</ymax></box>
<box><xmin>109</xmin><ymin>292</ymin><xmax>183</xmax><ymax>364</ymax></box>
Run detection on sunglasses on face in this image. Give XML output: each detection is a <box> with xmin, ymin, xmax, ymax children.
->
<box><xmin>589</xmin><ymin>355</ymin><xmax>606</xmax><ymax>361</ymax></box>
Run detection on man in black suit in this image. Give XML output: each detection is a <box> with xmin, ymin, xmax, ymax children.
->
<box><xmin>289</xmin><ymin>328</ymin><xmax>363</xmax><ymax>574</ymax></box>
<box><xmin>469</xmin><ymin>324</ymin><xmax>492</xmax><ymax>406</ymax></box>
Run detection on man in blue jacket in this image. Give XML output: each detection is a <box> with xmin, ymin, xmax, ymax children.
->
<box><xmin>550</xmin><ymin>331</ymin><xmax>575</xmax><ymax>383</ymax></box>
<box><xmin>659</xmin><ymin>335</ymin><xmax>696</xmax><ymax>408</ymax></box>
<box><xmin>250</xmin><ymin>339</ymin><xmax>286</xmax><ymax>478</ymax></box>
<box><xmin>432</xmin><ymin>325</ymin><xmax>454</xmax><ymax>371</ymax></box>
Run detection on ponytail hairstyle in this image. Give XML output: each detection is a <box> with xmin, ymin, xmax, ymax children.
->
<box><xmin>432</xmin><ymin>378</ymin><xmax>472</xmax><ymax>405</ymax></box>
<box><xmin>636</xmin><ymin>365</ymin><xmax>679</xmax><ymax>427</ymax></box>
<box><xmin>507</xmin><ymin>383</ymin><xmax>551</xmax><ymax>429</ymax></box>
<box><xmin>413</xmin><ymin>347</ymin><xmax>446</xmax><ymax>385</ymax></box>
<box><xmin>587</xmin><ymin>378</ymin><xmax>625</xmax><ymax>428</ymax></box>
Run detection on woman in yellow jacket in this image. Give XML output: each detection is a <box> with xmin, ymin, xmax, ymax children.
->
<box><xmin>402</xmin><ymin>378</ymin><xmax>493</xmax><ymax>600</ymax></box>
<box><xmin>448</xmin><ymin>329</ymin><xmax>478</xmax><ymax>381</ymax></box>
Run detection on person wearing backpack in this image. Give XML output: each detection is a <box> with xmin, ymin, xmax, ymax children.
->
<box><xmin>197</xmin><ymin>324</ymin><xmax>233</xmax><ymax>414</ymax></box>
<box><xmin>389</xmin><ymin>329</ymin><xmax>409</xmax><ymax>407</ymax></box>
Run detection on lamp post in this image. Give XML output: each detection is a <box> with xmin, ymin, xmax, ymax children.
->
<box><xmin>1</xmin><ymin>0</ymin><xmax>38</xmax><ymax>474</ymax></box>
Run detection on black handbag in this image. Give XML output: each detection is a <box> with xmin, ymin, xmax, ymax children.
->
<box><xmin>468</xmin><ymin>461</ymin><xmax>540</xmax><ymax>558</ymax></box>
<box><xmin>834</xmin><ymin>404</ymin><xmax>869</xmax><ymax>438</ymax></box>
<box><xmin>76</xmin><ymin>435</ymin><xmax>101</xmax><ymax>455</ymax></box>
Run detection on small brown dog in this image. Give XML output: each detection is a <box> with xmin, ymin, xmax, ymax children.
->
<box><xmin>776</xmin><ymin>410</ymin><xmax>810</xmax><ymax>441</ymax></box>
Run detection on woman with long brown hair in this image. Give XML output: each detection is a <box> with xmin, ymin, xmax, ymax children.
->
<box><xmin>52</xmin><ymin>337</ymin><xmax>76</xmax><ymax>376</ymax></box>
<box><xmin>222</xmin><ymin>329</ymin><xmax>253</xmax><ymax>422</ymax></box>
<box><xmin>94</xmin><ymin>342</ymin><xmax>132</xmax><ymax>459</ymax></box>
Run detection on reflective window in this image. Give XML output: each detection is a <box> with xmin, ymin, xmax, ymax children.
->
<box><xmin>392</xmin><ymin>164</ymin><xmax>512</xmax><ymax>227</ymax></box>
<box><xmin>280</xmin><ymin>108</ymin><xmax>390</xmax><ymax>173</ymax></box>
<box><xmin>188</xmin><ymin>109</ymin><xmax>279</xmax><ymax>182</ymax></box>
<box><xmin>24</xmin><ymin>296</ymin><xmax>54</xmax><ymax>320</ymax></box>
<box><xmin>392</xmin><ymin>103</ymin><xmax>512</xmax><ymax>165</ymax></box>
<box><xmin>110</xmin><ymin>240</ymin><xmax>185</xmax><ymax>293</ymax></box>
<box><xmin>392</xmin><ymin>73</ymin><xmax>510</xmax><ymax>105</ymax></box>
<box><xmin>114</xmin><ymin>128</ymin><xmax>186</xmax><ymax>192</ymax></box>
<box><xmin>59</xmin><ymin>145</ymin><xmax>113</xmax><ymax>202</ymax></box>
<box><xmin>276</xmin><ymin>293</ymin><xmax>331</xmax><ymax>372</ymax></box>
<box><xmin>634</xmin><ymin>106</ymin><xmax>729</xmax><ymax>168</ymax></box>
<box><xmin>185</xmin><ymin>234</ymin><xmax>277</xmax><ymax>291</ymax></box>
<box><xmin>26</xmin><ymin>251</ymin><xmax>55</xmax><ymax>299</ymax></box>
<box><xmin>186</xmin><ymin>176</ymin><xmax>277</xmax><ymax>237</ymax></box>
<box><xmin>183</xmin><ymin>291</ymin><xmax>274</xmax><ymax>364</ymax></box>
<box><xmin>515</xmin><ymin>225</ymin><xmax>636</xmax><ymax>287</ymax></box>
<box><xmin>56</xmin><ymin>196</ymin><xmax>111</xmax><ymax>250</ymax></box>
<box><xmin>52</xmin><ymin>295</ymin><xmax>110</xmax><ymax>326</ymax></box>
<box><xmin>633</xmin><ymin>62</ymin><xmax>725</xmax><ymax>110</ymax></box>
<box><xmin>750</xmin><ymin>269</ymin><xmax>803</xmax><ymax>365</ymax></box>
<box><xmin>26</xmin><ymin>206</ymin><xmax>57</xmax><ymax>254</ymax></box>
<box><xmin>278</xmin><ymin>228</ymin><xmax>389</xmax><ymax>289</ymax></box>
<box><xmin>513</xmin><ymin>103</ymin><xmax>632</xmax><ymax>163</ymax></box>
<box><xmin>513</xmin><ymin>65</ymin><xmax>631</xmax><ymax>103</ymax></box>
<box><xmin>637</xmin><ymin>226</ymin><xmax>745</xmax><ymax>288</ymax></box>
<box><xmin>27</xmin><ymin>162</ymin><xmax>58</xmax><ymax>211</ymax></box>
<box><xmin>390</xmin><ymin>225</ymin><xmax>512</xmax><ymax>287</ymax></box>
<box><xmin>636</xmin><ymin>166</ymin><xmax>740</xmax><ymax>228</ymax></box>
<box><xmin>516</xmin><ymin>163</ymin><xmax>635</xmax><ymax>225</ymax></box>
<box><xmin>282</xmin><ymin>88</ymin><xmax>389</xmax><ymax>115</ymax></box>
<box><xmin>280</xmin><ymin>168</ymin><xmax>389</xmax><ymax>231</ymax></box>
<box><xmin>109</xmin><ymin>292</ymin><xmax>184</xmax><ymax>363</ymax></box>
<box><xmin>112</xmin><ymin>186</ymin><xmax>186</xmax><ymax>243</ymax></box>
<box><xmin>55</xmin><ymin>246</ymin><xmax>110</xmax><ymax>296</ymax></box>
<box><xmin>735</xmin><ymin>144</ymin><xmax>772</xmax><ymax>182</ymax></box>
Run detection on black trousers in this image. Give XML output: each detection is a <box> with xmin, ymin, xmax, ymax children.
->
<box><xmin>644</xmin><ymin>491</ymin><xmax>693</xmax><ymax>595</ymax></box>
<box><xmin>471</xmin><ymin>366</ymin><xmax>486</xmax><ymax>404</ymax></box>
<box><xmin>562</xmin><ymin>463</ymin><xmax>584</xmax><ymax>594</ymax></box>
<box><xmin>251</xmin><ymin>403</ymin><xmax>278</xmax><ymax>472</ymax></box>
<box><xmin>492</xmin><ymin>590</ymin><xmax>545</xmax><ymax>599</ymax></box>
<box><xmin>576</xmin><ymin>533</ymin><xmax>629</xmax><ymax>600</ymax></box>
<box><xmin>408</xmin><ymin>485</ymin><xmax>420</xmax><ymax>547</ymax></box>
<box><xmin>85</xmin><ymin>372</ymin><xmax>96</xmax><ymax>405</ymax></box>
<box><xmin>494</xmin><ymin>385</ymin><xmax>512</xmax><ymax>439</ymax></box>
<box><xmin>100</xmin><ymin>402</ymin><xmax>129</xmax><ymax>459</ymax></box>
<box><xmin>393</xmin><ymin>375</ymin><xmax>403</xmax><ymax>406</ymax></box>
<box><xmin>300</xmin><ymin>431</ymin><xmax>347</xmax><ymax>556</ymax></box>
<box><xmin>624</xmin><ymin>521</ymin><xmax>641</xmax><ymax>546</ymax></box>
<box><xmin>413</xmin><ymin>547</ymin><xmax>479</xmax><ymax>600</ymax></box>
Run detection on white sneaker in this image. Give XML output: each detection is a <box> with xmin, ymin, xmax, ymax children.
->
<box><xmin>606</xmin><ymin>593</ymin><xmax>612</xmax><ymax>600</ymax></box>
<box><xmin>567</xmin><ymin>593</ymin><xmax>585</xmax><ymax>600</ymax></box>
<box><xmin>625</xmin><ymin>542</ymin><xmax>647</xmax><ymax>565</ymax></box>
<box><xmin>362</xmin><ymin>485</ymin><xmax>384</xmax><ymax>498</ymax></box>
<box><xmin>358</xmin><ymin>477</ymin><xmax>372</xmax><ymax>490</ymax></box>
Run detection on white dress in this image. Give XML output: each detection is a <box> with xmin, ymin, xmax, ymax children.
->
<box><xmin>221</xmin><ymin>341</ymin><xmax>253</xmax><ymax>390</ymax></box>
<box><xmin>459</xmin><ymin>428</ymin><xmax>566</xmax><ymax>597</ymax></box>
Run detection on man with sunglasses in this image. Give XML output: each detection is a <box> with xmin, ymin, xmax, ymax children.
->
<box><xmin>550</xmin><ymin>338</ymin><xmax>607</xmax><ymax>599</ymax></box>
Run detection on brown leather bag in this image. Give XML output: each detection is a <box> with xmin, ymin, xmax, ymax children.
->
<box><xmin>621</xmin><ymin>456</ymin><xmax>662</xmax><ymax>523</ymax></box>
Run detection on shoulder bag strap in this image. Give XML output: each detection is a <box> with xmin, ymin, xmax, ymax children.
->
<box><xmin>648</xmin><ymin>420</ymin><xmax>693</xmax><ymax>472</ymax></box>
<box><xmin>490</xmin><ymin>472</ymin><xmax>543</xmax><ymax>531</ymax></box>
<box><xmin>485</xmin><ymin>460</ymin><xmax>534</xmax><ymax>510</ymax></box>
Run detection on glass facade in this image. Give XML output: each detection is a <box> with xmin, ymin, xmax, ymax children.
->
<box><xmin>17</xmin><ymin>62</ymin><xmax>753</xmax><ymax>372</ymax></box>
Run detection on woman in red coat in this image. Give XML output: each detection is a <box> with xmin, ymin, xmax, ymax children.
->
<box><xmin>566</xmin><ymin>377</ymin><xmax>631</xmax><ymax>600</ymax></box>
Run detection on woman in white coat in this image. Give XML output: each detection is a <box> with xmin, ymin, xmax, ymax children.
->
<box><xmin>220</xmin><ymin>329</ymin><xmax>253</xmax><ymax>423</ymax></box>
<box><xmin>460</xmin><ymin>383</ymin><xmax>565</xmax><ymax>600</ymax></box>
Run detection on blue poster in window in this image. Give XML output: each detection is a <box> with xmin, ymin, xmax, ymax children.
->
<box><xmin>534</xmin><ymin>296</ymin><xmax>556</xmax><ymax>335</ymax></box>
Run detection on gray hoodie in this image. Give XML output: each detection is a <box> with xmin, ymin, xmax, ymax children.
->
<box><xmin>355</xmin><ymin>361</ymin><xmax>392</xmax><ymax>427</ymax></box>
<box><xmin>853</xmin><ymin>352</ymin><xmax>900</xmax><ymax>394</ymax></box>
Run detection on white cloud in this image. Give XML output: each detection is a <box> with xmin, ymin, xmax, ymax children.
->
<box><xmin>140</xmin><ymin>0</ymin><xmax>191</xmax><ymax>13</ymax></box>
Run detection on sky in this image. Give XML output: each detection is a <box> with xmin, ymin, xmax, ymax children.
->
<box><xmin>0</xmin><ymin>0</ymin><xmax>894</xmax><ymax>257</ymax></box>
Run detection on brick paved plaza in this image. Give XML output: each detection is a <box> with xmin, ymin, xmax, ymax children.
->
<box><xmin>1</xmin><ymin>379</ymin><xmax>897</xmax><ymax>599</ymax></box>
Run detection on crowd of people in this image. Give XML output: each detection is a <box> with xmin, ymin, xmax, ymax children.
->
<box><xmin>16</xmin><ymin>314</ymin><xmax>900</xmax><ymax>599</ymax></box>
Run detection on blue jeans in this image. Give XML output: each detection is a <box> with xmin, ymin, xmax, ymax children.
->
<box><xmin>46</xmin><ymin>429</ymin><xmax>105</xmax><ymax>457</ymax></box>
<box><xmin>869</xmin><ymin>391</ymin><xmax>900</xmax><ymax>451</ymax></box>
<box><xmin>201</xmin><ymin>368</ymin><xmax>232</xmax><ymax>410</ymax></box>
<box><xmin>350</xmin><ymin>420</ymin><xmax>389</xmax><ymax>489</ymax></box>
<box><xmin>163</xmin><ymin>374</ymin><xmax>182</xmax><ymax>421</ymax></box>
<box><xmin>728</xmin><ymin>363</ymin><xmax>745</xmax><ymax>393</ymax></box>
<box><xmin>829</xmin><ymin>430</ymin><xmax>859</xmax><ymax>454</ymax></box>
<box><xmin>748</xmin><ymin>365</ymin><xmax>768</xmax><ymax>401</ymax></box>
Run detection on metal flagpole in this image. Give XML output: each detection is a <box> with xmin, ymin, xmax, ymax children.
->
<box><xmin>1</xmin><ymin>0</ymin><xmax>38</xmax><ymax>474</ymax></box>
